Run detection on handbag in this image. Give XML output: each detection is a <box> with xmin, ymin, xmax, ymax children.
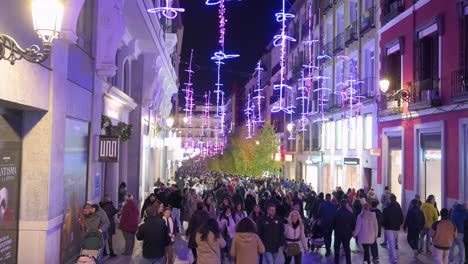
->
<box><xmin>285</xmin><ymin>228</ymin><xmax>301</xmax><ymax>256</ymax></box>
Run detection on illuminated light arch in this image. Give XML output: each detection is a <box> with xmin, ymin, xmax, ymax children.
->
<box><xmin>147</xmin><ymin>0</ymin><xmax>185</xmax><ymax>19</ymax></box>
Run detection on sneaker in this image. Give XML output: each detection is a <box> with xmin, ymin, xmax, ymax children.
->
<box><xmin>380</xmin><ymin>242</ymin><xmax>387</xmax><ymax>247</ymax></box>
<box><xmin>417</xmin><ymin>249</ymin><xmax>423</xmax><ymax>254</ymax></box>
<box><xmin>372</xmin><ymin>257</ymin><xmax>380</xmax><ymax>263</ymax></box>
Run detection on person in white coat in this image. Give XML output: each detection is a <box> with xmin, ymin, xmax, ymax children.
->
<box><xmin>353</xmin><ymin>203</ymin><xmax>378</xmax><ymax>264</ymax></box>
<box><xmin>283</xmin><ymin>210</ymin><xmax>308</xmax><ymax>264</ymax></box>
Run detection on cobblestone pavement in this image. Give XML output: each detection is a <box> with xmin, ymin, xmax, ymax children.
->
<box><xmin>103</xmin><ymin>229</ymin><xmax>442</xmax><ymax>264</ymax></box>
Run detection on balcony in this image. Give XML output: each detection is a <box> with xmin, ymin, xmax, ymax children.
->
<box><xmin>324</xmin><ymin>41</ymin><xmax>334</xmax><ymax>56</ymax></box>
<box><xmin>345</xmin><ymin>21</ymin><xmax>357</xmax><ymax>46</ymax></box>
<box><xmin>360</xmin><ymin>6</ymin><xmax>375</xmax><ymax>35</ymax></box>
<box><xmin>333</xmin><ymin>33</ymin><xmax>345</xmax><ymax>54</ymax></box>
<box><xmin>408</xmin><ymin>79</ymin><xmax>441</xmax><ymax>110</ymax></box>
<box><xmin>382</xmin><ymin>0</ymin><xmax>404</xmax><ymax>26</ymax></box>
<box><xmin>451</xmin><ymin>68</ymin><xmax>468</xmax><ymax>102</ymax></box>
<box><xmin>322</xmin><ymin>0</ymin><xmax>333</xmax><ymax>14</ymax></box>
<box><xmin>359</xmin><ymin>77</ymin><xmax>376</xmax><ymax>99</ymax></box>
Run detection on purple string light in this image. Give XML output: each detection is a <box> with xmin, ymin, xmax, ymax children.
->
<box><xmin>183</xmin><ymin>49</ymin><xmax>195</xmax><ymax>127</ymax></box>
<box><xmin>147</xmin><ymin>0</ymin><xmax>185</xmax><ymax>19</ymax></box>
<box><xmin>297</xmin><ymin>71</ymin><xmax>308</xmax><ymax>132</ymax></box>
<box><xmin>244</xmin><ymin>94</ymin><xmax>254</xmax><ymax>139</ymax></box>
<box><xmin>253</xmin><ymin>60</ymin><xmax>265</xmax><ymax>124</ymax></box>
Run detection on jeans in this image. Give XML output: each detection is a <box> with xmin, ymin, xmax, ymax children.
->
<box><xmin>334</xmin><ymin>235</ymin><xmax>351</xmax><ymax>264</ymax></box>
<box><xmin>419</xmin><ymin>227</ymin><xmax>431</xmax><ymax>252</ymax></box>
<box><xmin>407</xmin><ymin>228</ymin><xmax>420</xmax><ymax>251</ymax></box>
<box><xmin>123</xmin><ymin>231</ymin><xmax>136</xmax><ymax>255</ymax></box>
<box><xmin>370</xmin><ymin>241</ymin><xmax>378</xmax><ymax>260</ymax></box>
<box><xmin>323</xmin><ymin>227</ymin><xmax>333</xmax><ymax>251</ymax></box>
<box><xmin>172</xmin><ymin>208</ymin><xmax>182</xmax><ymax>232</ymax></box>
<box><xmin>163</xmin><ymin>243</ymin><xmax>175</xmax><ymax>264</ymax></box>
<box><xmin>433</xmin><ymin>247</ymin><xmax>450</xmax><ymax>264</ymax></box>
<box><xmin>285</xmin><ymin>252</ymin><xmax>302</xmax><ymax>264</ymax></box>
<box><xmin>221</xmin><ymin>236</ymin><xmax>232</xmax><ymax>262</ymax></box>
<box><xmin>449</xmin><ymin>233</ymin><xmax>464</xmax><ymax>263</ymax></box>
<box><xmin>140</xmin><ymin>257</ymin><xmax>163</xmax><ymax>264</ymax></box>
<box><xmin>263</xmin><ymin>252</ymin><xmax>278</xmax><ymax>264</ymax></box>
<box><xmin>385</xmin><ymin>230</ymin><xmax>399</xmax><ymax>263</ymax></box>
<box><xmin>362</xmin><ymin>244</ymin><xmax>371</xmax><ymax>263</ymax></box>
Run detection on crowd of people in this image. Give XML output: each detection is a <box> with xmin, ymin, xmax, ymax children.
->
<box><xmin>79</xmin><ymin>171</ymin><xmax>467</xmax><ymax>264</ymax></box>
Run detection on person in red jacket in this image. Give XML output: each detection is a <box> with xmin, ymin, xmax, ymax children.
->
<box><xmin>119</xmin><ymin>194</ymin><xmax>139</xmax><ymax>255</ymax></box>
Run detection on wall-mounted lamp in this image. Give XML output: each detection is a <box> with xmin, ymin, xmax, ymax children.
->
<box><xmin>0</xmin><ymin>0</ymin><xmax>64</xmax><ymax>65</ymax></box>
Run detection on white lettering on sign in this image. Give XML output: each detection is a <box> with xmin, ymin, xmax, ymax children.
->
<box><xmin>100</xmin><ymin>140</ymin><xmax>118</xmax><ymax>158</ymax></box>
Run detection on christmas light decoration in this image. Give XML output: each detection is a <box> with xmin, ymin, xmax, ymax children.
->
<box><xmin>245</xmin><ymin>94</ymin><xmax>254</xmax><ymax>139</ymax></box>
<box><xmin>271</xmin><ymin>0</ymin><xmax>296</xmax><ymax>114</ymax></box>
<box><xmin>147</xmin><ymin>0</ymin><xmax>185</xmax><ymax>19</ymax></box>
<box><xmin>183</xmin><ymin>49</ymin><xmax>195</xmax><ymax>127</ymax></box>
<box><xmin>296</xmin><ymin>71</ymin><xmax>309</xmax><ymax>132</ymax></box>
<box><xmin>302</xmin><ymin>2</ymin><xmax>318</xmax><ymax>116</ymax></box>
<box><xmin>253</xmin><ymin>60</ymin><xmax>265</xmax><ymax>124</ymax></box>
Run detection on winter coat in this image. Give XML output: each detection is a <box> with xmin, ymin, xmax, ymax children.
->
<box><xmin>421</xmin><ymin>202</ymin><xmax>439</xmax><ymax>228</ymax></box>
<box><xmin>257</xmin><ymin>215</ymin><xmax>284</xmax><ymax>253</ymax></box>
<box><xmin>233</xmin><ymin>211</ymin><xmax>246</xmax><ymax>224</ymax></box>
<box><xmin>196</xmin><ymin>231</ymin><xmax>226</xmax><ymax>264</ymax></box>
<box><xmin>136</xmin><ymin>216</ymin><xmax>170</xmax><ymax>259</ymax></box>
<box><xmin>230</xmin><ymin>233</ymin><xmax>265</xmax><ymax>264</ymax></box>
<box><xmin>430</xmin><ymin>219</ymin><xmax>457</xmax><ymax>250</ymax></box>
<box><xmin>370</xmin><ymin>208</ymin><xmax>383</xmax><ymax>237</ymax></box>
<box><xmin>318</xmin><ymin>201</ymin><xmax>337</xmax><ymax>229</ymax></box>
<box><xmin>84</xmin><ymin>207</ymin><xmax>110</xmax><ymax>233</ymax></box>
<box><xmin>283</xmin><ymin>223</ymin><xmax>308</xmax><ymax>252</ymax></box>
<box><xmin>353</xmin><ymin>211</ymin><xmax>378</xmax><ymax>244</ymax></box>
<box><xmin>203</xmin><ymin>203</ymin><xmax>217</xmax><ymax>219</ymax></box>
<box><xmin>186</xmin><ymin>209</ymin><xmax>210</xmax><ymax>249</ymax></box>
<box><xmin>140</xmin><ymin>197</ymin><xmax>155</xmax><ymax>218</ymax></box>
<box><xmin>404</xmin><ymin>206</ymin><xmax>425</xmax><ymax>231</ymax></box>
<box><xmin>218</xmin><ymin>215</ymin><xmax>236</xmax><ymax>239</ymax></box>
<box><xmin>99</xmin><ymin>201</ymin><xmax>118</xmax><ymax>235</ymax></box>
<box><xmin>119</xmin><ymin>200</ymin><xmax>139</xmax><ymax>233</ymax></box>
<box><xmin>332</xmin><ymin>207</ymin><xmax>355</xmax><ymax>239</ymax></box>
<box><xmin>167</xmin><ymin>190</ymin><xmax>183</xmax><ymax>209</ymax></box>
<box><xmin>245</xmin><ymin>194</ymin><xmax>257</xmax><ymax>216</ymax></box>
<box><xmin>181</xmin><ymin>193</ymin><xmax>192</xmax><ymax>222</ymax></box>
<box><xmin>249</xmin><ymin>211</ymin><xmax>264</xmax><ymax>223</ymax></box>
<box><xmin>382</xmin><ymin>202</ymin><xmax>404</xmax><ymax>231</ymax></box>
<box><xmin>450</xmin><ymin>204</ymin><xmax>467</xmax><ymax>234</ymax></box>
<box><xmin>380</xmin><ymin>190</ymin><xmax>391</xmax><ymax>209</ymax></box>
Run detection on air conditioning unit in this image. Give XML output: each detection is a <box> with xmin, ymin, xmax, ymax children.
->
<box><xmin>387</xmin><ymin>100</ymin><xmax>398</xmax><ymax>109</ymax></box>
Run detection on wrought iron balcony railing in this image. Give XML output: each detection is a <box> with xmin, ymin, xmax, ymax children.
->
<box><xmin>451</xmin><ymin>68</ymin><xmax>468</xmax><ymax>101</ymax></box>
<box><xmin>382</xmin><ymin>0</ymin><xmax>404</xmax><ymax>26</ymax></box>
<box><xmin>345</xmin><ymin>21</ymin><xmax>357</xmax><ymax>46</ymax></box>
<box><xmin>333</xmin><ymin>33</ymin><xmax>345</xmax><ymax>54</ymax></box>
<box><xmin>360</xmin><ymin>6</ymin><xmax>375</xmax><ymax>35</ymax></box>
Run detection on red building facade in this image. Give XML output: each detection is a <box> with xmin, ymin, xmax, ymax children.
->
<box><xmin>377</xmin><ymin>0</ymin><xmax>468</xmax><ymax>211</ymax></box>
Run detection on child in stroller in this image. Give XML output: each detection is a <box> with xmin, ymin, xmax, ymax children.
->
<box><xmin>308</xmin><ymin>218</ymin><xmax>325</xmax><ymax>251</ymax></box>
<box><xmin>76</xmin><ymin>229</ymin><xmax>103</xmax><ymax>264</ymax></box>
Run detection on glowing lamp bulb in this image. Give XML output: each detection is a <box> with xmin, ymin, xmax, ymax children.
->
<box><xmin>287</xmin><ymin>123</ymin><xmax>293</xmax><ymax>132</ymax></box>
<box><xmin>32</xmin><ymin>0</ymin><xmax>64</xmax><ymax>44</ymax></box>
<box><xmin>380</xmin><ymin>79</ymin><xmax>390</xmax><ymax>94</ymax></box>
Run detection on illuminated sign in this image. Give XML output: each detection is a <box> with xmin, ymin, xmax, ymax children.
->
<box><xmin>343</xmin><ymin>157</ymin><xmax>360</xmax><ymax>165</ymax></box>
<box><xmin>99</xmin><ymin>136</ymin><xmax>119</xmax><ymax>162</ymax></box>
<box><xmin>285</xmin><ymin>154</ymin><xmax>293</xmax><ymax>162</ymax></box>
<box><xmin>424</xmin><ymin>150</ymin><xmax>441</xmax><ymax>161</ymax></box>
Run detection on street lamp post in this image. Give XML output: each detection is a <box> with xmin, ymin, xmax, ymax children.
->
<box><xmin>0</xmin><ymin>0</ymin><xmax>64</xmax><ymax>65</ymax></box>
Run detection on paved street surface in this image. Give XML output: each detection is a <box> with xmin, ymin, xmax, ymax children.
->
<box><xmin>103</xmin><ymin>229</ymin><xmax>437</xmax><ymax>264</ymax></box>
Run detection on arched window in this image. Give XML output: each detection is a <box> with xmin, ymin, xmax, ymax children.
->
<box><xmin>123</xmin><ymin>59</ymin><xmax>131</xmax><ymax>95</ymax></box>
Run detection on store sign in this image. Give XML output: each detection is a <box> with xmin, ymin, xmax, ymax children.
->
<box><xmin>424</xmin><ymin>150</ymin><xmax>441</xmax><ymax>161</ymax></box>
<box><xmin>370</xmin><ymin>148</ymin><xmax>382</xmax><ymax>157</ymax></box>
<box><xmin>343</xmin><ymin>157</ymin><xmax>360</xmax><ymax>165</ymax></box>
<box><xmin>98</xmin><ymin>136</ymin><xmax>119</xmax><ymax>162</ymax></box>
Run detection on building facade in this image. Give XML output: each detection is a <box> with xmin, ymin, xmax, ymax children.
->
<box><xmin>377</xmin><ymin>0</ymin><xmax>468</xmax><ymax>211</ymax></box>
<box><xmin>0</xmin><ymin>0</ymin><xmax>181</xmax><ymax>263</ymax></box>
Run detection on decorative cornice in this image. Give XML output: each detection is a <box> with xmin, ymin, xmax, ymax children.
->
<box><xmin>104</xmin><ymin>84</ymin><xmax>138</xmax><ymax>111</ymax></box>
<box><xmin>59</xmin><ymin>0</ymin><xmax>85</xmax><ymax>44</ymax></box>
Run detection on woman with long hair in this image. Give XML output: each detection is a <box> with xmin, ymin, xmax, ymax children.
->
<box><xmin>218</xmin><ymin>207</ymin><xmax>236</xmax><ymax>263</ymax></box>
<box><xmin>196</xmin><ymin>218</ymin><xmax>226</xmax><ymax>264</ymax></box>
<box><xmin>353</xmin><ymin>203</ymin><xmax>378</xmax><ymax>264</ymax></box>
<box><xmin>203</xmin><ymin>194</ymin><xmax>217</xmax><ymax>219</ymax></box>
<box><xmin>233</xmin><ymin>203</ymin><xmax>246</xmax><ymax>224</ymax></box>
<box><xmin>283</xmin><ymin>210</ymin><xmax>308</xmax><ymax>264</ymax></box>
<box><xmin>248</xmin><ymin>204</ymin><xmax>264</xmax><ymax>223</ymax></box>
<box><xmin>230</xmin><ymin>217</ymin><xmax>265</xmax><ymax>264</ymax></box>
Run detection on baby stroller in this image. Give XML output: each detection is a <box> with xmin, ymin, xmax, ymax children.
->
<box><xmin>308</xmin><ymin>219</ymin><xmax>325</xmax><ymax>251</ymax></box>
<box><xmin>75</xmin><ymin>230</ymin><xmax>103</xmax><ymax>264</ymax></box>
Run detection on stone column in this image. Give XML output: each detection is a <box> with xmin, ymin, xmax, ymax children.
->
<box><xmin>105</xmin><ymin>162</ymin><xmax>119</xmax><ymax>208</ymax></box>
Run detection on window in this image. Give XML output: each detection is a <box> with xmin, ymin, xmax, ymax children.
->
<box><xmin>335</xmin><ymin>61</ymin><xmax>344</xmax><ymax>92</ymax></box>
<box><xmin>363</xmin><ymin>0</ymin><xmax>374</xmax><ymax>11</ymax></box>
<box><xmin>325</xmin><ymin>122</ymin><xmax>334</xmax><ymax>150</ymax></box>
<box><xmin>123</xmin><ymin>59</ymin><xmax>131</xmax><ymax>95</ymax></box>
<box><xmin>417</xmin><ymin>29</ymin><xmax>439</xmax><ymax>100</ymax></box>
<box><xmin>386</xmin><ymin>48</ymin><xmax>402</xmax><ymax>93</ymax></box>
<box><xmin>336</xmin><ymin>6</ymin><xmax>345</xmax><ymax>35</ymax></box>
<box><xmin>364</xmin><ymin>114</ymin><xmax>373</xmax><ymax>149</ymax></box>
<box><xmin>336</xmin><ymin>120</ymin><xmax>342</xmax><ymax>149</ymax></box>
<box><xmin>326</xmin><ymin>17</ymin><xmax>333</xmax><ymax>43</ymax></box>
<box><xmin>362</xmin><ymin>42</ymin><xmax>375</xmax><ymax>96</ymax></box>
<box><xmin>76</xmin><ymin>0</ymin><xmax>95</xmax><ymax>54</ymax></box>
<box><xmin>349</xmin><ymin>0</ymin><xmax>358</xmax><ymax>24</ymax></box>
<box><xmin>348</xmin><ymin>117</ymin><xmax>356</xmax><ymax>149</ymax></box>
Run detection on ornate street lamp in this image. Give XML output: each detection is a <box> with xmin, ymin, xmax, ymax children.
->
<box><xmin>379</xmin><ymin>78</ymin><xmax>411</xmax><ymax>102</ymax></box>
<box><xmin>0</xmin><ymin>0</ymin><xmax>64</xmax><ymax>65</ymax></box>
<box><xmin>166</xmin><ymin>117</ymin><xmax>174</xmax><ymax>128</ymax></box>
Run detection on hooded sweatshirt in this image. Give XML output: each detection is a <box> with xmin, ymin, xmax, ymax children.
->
<box><xmin>230</xmin><ymin>232</ymin><xmax>265</xmax><ymax>264</ymax></box>
<box><xmin>353</xmin><ymin>211</ymin><xmax>378</xmax><ymax>244</ymax></box>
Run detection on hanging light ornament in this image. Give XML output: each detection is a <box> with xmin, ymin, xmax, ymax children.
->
<box><xmin>245</xmin><ymin>94</ymin><xmax>254</xmax><ymax>139</ymax></box>
<box><xmin>183</xmin><ymin>49</ymin><xmax>195</xmax><ymax>128</ymax></box>
<box><xmin>302</xmin><ymin>2</ymin><xmax>318</xmax><ymax>116</ymax></box>
<box><xmin>297</xmin><ymin>71</ymin><xmax>308</xmax><ymax>132</ymax></box>
<box><xmin>253</xmin><ymin>60</ymin><xmax>265</xmax><ymax>124</ymax></box>
<box><xmin>147</xmin><ymin>0</ymin><xmax>185</xmax><ymax>19</ymax></box>
<box><xmin>271</xmin><ymin>0</ymin><xmax>296</xmax><ymax>114</ymax></box>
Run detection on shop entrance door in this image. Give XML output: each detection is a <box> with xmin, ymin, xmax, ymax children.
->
<box><xmin>420</xmin><ymin>133</ymin><xmax>442</xmax><ymax>204</ymax></box>
<box><xmin>305</xmin><ymin>165</ymin><xmax>318</xmax><ymax>191</ymax></box>
<box><xmin>388</xmin><ymin>136</ymin><xmax>403</xmax><ymax>204</ymax></box>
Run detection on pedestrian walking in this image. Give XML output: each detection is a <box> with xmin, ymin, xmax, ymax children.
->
<box><xmin>370</xmin><ymin>200</ymin><xmax>382</xmax><ymax>262</ymax></box>
<box><xmin>420</xmin><ymin>195</ymin><xmax>439</xmax><ymax>254</ymax></box>
<box><xmin>82</xmin><ymin>203</ymin><xmax>110</xmax><ymax>264</ymax></box>
<box><xmin>136</xmin><ymin>206</ymin><xmax>170</xmax><ymax>264</ymax></box>
<box><xmin>233</xmin><ymin>202</ymin><xmax>246</xmax><ymax>224</ymax></box>
<box><xmin>99</xmin><ymin>194</ymin><xmax>118</xmax><ymax>257</ymax></box>
<box><xmin>167</xmin><ymin>184</ymin><xmax>183</xmax><ymax>233</ymax></box>
<box><xmin>141</xmin><ymin>194</ymin><xmax>157</xmax><ymax>219</ymax></box>
<box><xmin>119</xmin><ymin>194</ymin><xmax>139</xmax><ymax>256</ymax></box>
<box><xmin>230</xmin><ymin>217</ymin><xmax>265</xmax><ymax>264</ymax></box>
<box><xmin>187</xmin><ymin>201</ymin><xmax>210</xmax><ymax>264</ymax></box>
<box><xmin>248</xmin><ymin>204</ymin><xmax>263</xmax><ymax>223</ymax></box>
<box><xmin>318</xmin><ymin>193</ymin><xmax>336</xmax><ymax>257</ymax></box>
<box><xmin>430</xmin><ymin>208</ymin><xmax>457</xmax><ymax>264</ymax></box>
<box><xmin>203</xmin><ymin>194</ymin><xmax>217</xmax><ymax>219</ymax></box>
<box><xmin>196</xmin><ymin>218</ymin><xmax>227</xmax><ymax>264</ymax></box>
<box><xmin>162</xmin><ymin>207</ymin><xmax>176</xmax><ymax>264</ymax></box>
<box><xmin>380</xmin><ymin>186</ymin><xmax>391</xmax><ymax>247</ymax></box>
<box><xmin>353</xmin><ymin>203</ymin><xmax>378</xmax><ymax>264</ymax></box>
<box><xmin>218</xmin><ymin>207</ymin><xmax>236</xmax><ymax>263</ymax></box>
<box><xmin>257</xmin><ymin>203</ymin><xmax>284</xmax><ymax>264</ymax></box>
<box><xmin>332</xmin><ymin>199</ymin><xmax>355</xmax><ymax>264</ymax></box>
<box><xmin>404</xmin><ymin>199</ymin><xmax>425</xmax><ymax>256</ymax></box>
<box><xmin>449</xmin><ymin>202</ymin><xmax>466</xmax><ymax>263</ymax></box>
<box><xmin>283</xmin><ymin>210</ymin><xmax>308</xmax><ymax>264</ymax></box>
<box><xmin>382</xmin><ymin>194</ymin><xmax>404</xmax><ymax>264</ymax></box>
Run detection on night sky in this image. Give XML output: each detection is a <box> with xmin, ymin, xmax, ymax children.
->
<box><xmin>178</xmin><ymin>0</ymin><xmax>294</xmax><ymax>103</ymax></box>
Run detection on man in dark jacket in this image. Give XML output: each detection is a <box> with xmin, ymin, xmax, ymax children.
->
<box><xmin>186</xmin><ymin>201</ymin><xmax>209</xmax><ymax>263</ymax></box>
<box><xmin>99</xmin><ymin>195</ymin><xmax>118</xmax><ymax>257</ymax></box>
<box><xmin>136</xmin><ymin>206</ymin><xmax>170</xmax><ymax>263</ymax></box>
<box><xmin>318</xmin><ymin>193</ymin><xmax>336</xmax><ymax>256</ymax></box>
<box><xmin>257</xmin><ymin>203</ymin><xmax>284</xmax><ymax>264</ymax></box>
<box><xmin>382</xmin><ymin>194</ymin><xmax>404</xmax><ymax>264</ymax></box>
<box><xmin>167</xmin><ymin>184</ymin><xmax>183</xmax><ymax>232</ymax></box>
<box><xmin>404</xmin><ymin>199</ymin><xmax>425</xmax><ymax>255</ymax></box>
<box><xmin>332</xmin><ymin>199</ymin><xmax>355</xmax><ymax>264</ymax></box>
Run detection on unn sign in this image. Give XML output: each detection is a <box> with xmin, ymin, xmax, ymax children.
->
<box><xmin>99</xmin><ymin>136</ymin><xmax>119</xmax><ymax>162</ymax></box>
